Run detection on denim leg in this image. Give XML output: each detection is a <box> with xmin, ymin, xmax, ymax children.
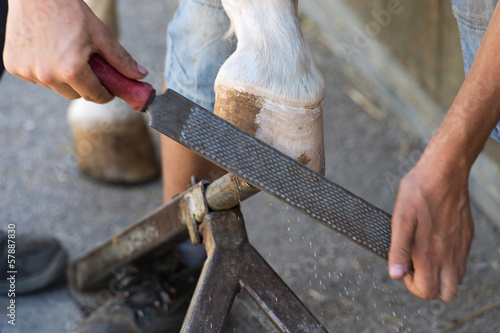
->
<box><xmin>451</xmin><ymin>0</ymin><xmax>500</xmax><ymax>142</ymax></box>
<box><xmin>164</xmin><ymin>0</ymin><xmax>236</xmax><ymax>111</ymax></box>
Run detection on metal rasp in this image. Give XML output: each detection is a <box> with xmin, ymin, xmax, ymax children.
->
<box><xmin>89</xmin><ymin>55</ymin><xmax>393</xmax><ymax>260</ymax></box>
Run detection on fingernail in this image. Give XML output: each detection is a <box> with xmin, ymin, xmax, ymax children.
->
<box><xmin>137</xmin><ymin>64</ymin><xmax>148</xmax><ymax>75</ymax></box>
<box><xmin>389</xmin><ymin>264</ymin><xmax>406</xmax><ymax>278</ymax></box>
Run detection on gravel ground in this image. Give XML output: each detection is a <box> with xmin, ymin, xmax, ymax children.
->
<box><xmin>1</xmin><ymin>1</ymin><xmax>499</xmax><ymax>332</ymax></box>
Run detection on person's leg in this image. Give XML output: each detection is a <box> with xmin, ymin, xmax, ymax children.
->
<box><xmin>161</xmin><ymin>137</ymin><xmax>226</xmax><ymax>201</ymax></box>
<box><xmin>451</xmin><ymin>0</ymin><xmax>500</xmax><ymax>142</ymax></box>
<box><xmin>162</xmin><ymin>0</ymin><xmax>236</xmax><ymax>202</ymax></box>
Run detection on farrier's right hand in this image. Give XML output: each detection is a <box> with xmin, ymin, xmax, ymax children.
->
<box><xmin>4</xmin><ymin>0</ymin><xmax>148</xmax><ymax>103</ymax></box>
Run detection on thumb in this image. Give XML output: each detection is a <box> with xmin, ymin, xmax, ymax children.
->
<box><xmin>94</xmin><ymin>30</ymin><xmax>148</xmax><ymax>80</ymax></box>
<box><xmin>388</xmin><ymin>203</ymin><xmax>416</xmax><ymax>280</ymax></box>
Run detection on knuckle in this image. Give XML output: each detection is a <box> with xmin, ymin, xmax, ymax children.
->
<box><xmin>2</xmin><ymin>48</ymin><xmax>16</xmax><ymax>67</ymax></box>
<box><xmin>440</xmin><ymin>287</ymin><xmax>458</xmax><ymax>302</ymax></box>
<box><xmin>4</xmin><ymin>58</ymin><xmax>29</xmax><ymax>78</ymax></box>
<box><xmin>417</xmin><ymin>284</ymin><xmax>439</xmax><ymax>300</ymax></box>
<box><xmin>113</xmin><ymin>47</ymin><xmax>134</xmax><ymax>67</ymax></box>
<box><xmin>6</xmin><ymin>66</ymin><xmax>23</xmax><ymax>78</ymax></box>
<box><xmin>81</xmin><ymin>93</ymin><xmax>98</xmax><ymax>103</ymax></box>
<box><xmin>3</xmin><ymin>58</ymin><xmax>17</xmax><ymax>75</ymax></box>
<box><xmin>422</xmin><ymin>292</ymin><xmax>438</xmax><ymax>301</ymax></box>
<box><xmin>111</xmin><ymin>50</ymin><xmax>134</xmax><ymax>69</ymax></box>
<box><xmin>389</xmin><ymin>233</ymin><xmax>413</xmax><ymax>257</ymax></box>
<box><xmin>414</xmin><ymin>275</ymin><xmax>439</xmax><ymax>300</ymax></box>
<box><xmin>440</xmin><ymin>291</ymin><xmax>457</xmax><ymax>302</ymax></box>
<box><xmin>101</xmin><ymin>26</ymin><xmax>115</xmax><ymax>41</ymax></box>
<box><xmin>59</xmin><ymin>62</ymin><xmax>83</xmax><ymax>83</ymax></box>
<box><xmin>93</xmin><ymin>27</ymin><xmax>132</xmax><ymax>62</ymax></box>
<box><xmin>36</xmin><ymin>69</ymin><xmax>57</xmax><ymax>85</ymax></box>
<box><xmin>397</xmin><ymin>214</ymin><xmax>415</xmax><ymax>229</ymax></box>
<box><xmin>93</xmin><ymin>24</ymin><xmax>114</xmax><ymax>40</ymax></box>
<box><xmin>389</xmin><ymin>247</ymin><xmax>411</xmax><ymax>262</ymax></box>
<box><xmin>392</xmin><ymin>212</ymin><xmax>416</xmax><ymax>235</ymax></box>
<box><xmin>82</xmin><ymin>89</ymin><xmax>111</xmax><ymax>104</ymax></box>
<box><xmin>440</xmin><ymin>277</ymin><xmax>459</xmax><ymax>302</ymax></box>
<box><xmin>66</xmin><ymin>91</ymin><xmax>82</xmax><ymax>100</ymax></box>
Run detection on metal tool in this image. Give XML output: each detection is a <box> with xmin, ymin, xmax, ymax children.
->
<box><xmin>89</xmin><ymin>54</ymin><xmax>393</xmax><ymax>261</ymax></box>
<box><xmin>68</xmin><ymin>174</ymin><xmax>257</xmax><ymax>291</ymax></box>
<box><xmin>69</xmin><ymin>178</ymin><xmax>327</xmax><ymax>332</ymax></box>
<box><xmin>183</xmin><ymin>208</ymin><xmax>327</xmax><ymax>332</ymax></box>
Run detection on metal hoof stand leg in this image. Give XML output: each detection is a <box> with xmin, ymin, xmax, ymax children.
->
<box><xmin>182</xmin><ymin>209</ymin><xmax>326</xmax><ymax>332</ymax></box>
<box><xmin>68</xmin><ymin>173</ymin><xmax>326</xmax><ymax>332</ymax></box>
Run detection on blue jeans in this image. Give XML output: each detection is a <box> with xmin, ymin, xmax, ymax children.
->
<box><xmin>164</xmin><ymin>0</ymin><xmax>235</xmax><ymax>111</ymax></box>
<box><xmin>452</xmin><ymin>0</ymin><xmax>500</xmax><ymax>142</ymax></box>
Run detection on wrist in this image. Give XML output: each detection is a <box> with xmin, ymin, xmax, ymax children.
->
<box><xmin>416</xmin><ymin>123</ymin><xmax>472</xmax><ymax>182</ymax></box>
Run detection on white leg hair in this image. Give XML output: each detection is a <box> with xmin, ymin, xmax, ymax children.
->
<box><xmin>215</xmin><ymin>0</ymin><xmax>326</xmax><ymax>174</ymax></box>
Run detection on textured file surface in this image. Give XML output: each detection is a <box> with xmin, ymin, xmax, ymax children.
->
<box><xmin>150</xmin><ymin>90</ymin><xmax>392</xmax><ymax>260</ymax></box>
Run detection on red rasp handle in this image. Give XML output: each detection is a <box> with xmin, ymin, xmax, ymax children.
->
<box><xmin>89</xmin><ymin>54</ymin><xmax>155</xmax><ymax>112</ymax></box>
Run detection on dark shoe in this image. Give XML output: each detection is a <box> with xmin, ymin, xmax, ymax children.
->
<box><xmin>73</xmin><ymin>251</ymin><xmax>201</xmax><ymax>333</ymax></box>
<box><xmin>0</xmin><ymin>231</ymin><xmax>68</xmax><ymax>294</ymax></box>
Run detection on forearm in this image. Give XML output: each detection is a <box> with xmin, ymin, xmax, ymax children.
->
<box><xmin>423</xmin><ymin>3</ymin><xmax>500</xmax><ymax>173</ymax></box>
<box><xmin>388</xmin><ymin>2</ymin><xmax>500</xmax><ymax>302</ymax></box>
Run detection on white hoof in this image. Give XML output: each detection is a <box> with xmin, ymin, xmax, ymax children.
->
<box><xmin>214</xmin><ymin>85</ymin><xmax>325</xmax><ymax>174</ymax></box>
<box><xmin>67</xmin><ymin>98</ymin><xmax>159</xmax><ymax>183</ymax></box>
<box><xmin>215</xmin><ymin>0</ymin><xmax>325</xmax><ymax>174</ymax></box>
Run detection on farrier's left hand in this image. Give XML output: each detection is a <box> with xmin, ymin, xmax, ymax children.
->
<box><xmin>388</xmin><ymin>145</ymin><xmax>474</xmax><ymax>301</ymax></box>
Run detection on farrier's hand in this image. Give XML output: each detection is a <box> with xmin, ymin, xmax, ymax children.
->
<box><xmin>4</xmin><ymin>0</ymin><xmax>147</xmax><ymax>103</ymax></box>
<box><xmin>388</xmin><ymin>145</ymin><xmax>474</xmax><ymax>301</ymax></box>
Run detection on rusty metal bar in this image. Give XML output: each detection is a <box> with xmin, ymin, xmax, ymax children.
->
<box><xmin>68</xmin><ymin>192</ymin><xmax>190</xmax><ymax>291</ymax></box>
<box><xmin>68</xmin><ymin>174</ymin><xmax>261</xmax><ymax>291</ymax></box>
<box><xmin>205</xmin><ymin>173</ymin><xmax>259</xmax><ymax>210</ymax></box>
<box><xmin>182</xmin><ymin>210</ymin><xmax>326</xmax><ymax>333</ymax></box>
